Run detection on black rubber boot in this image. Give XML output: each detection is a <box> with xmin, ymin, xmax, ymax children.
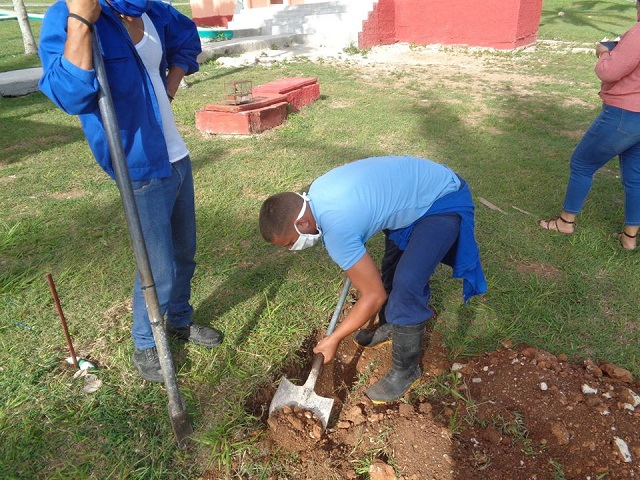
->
<box><xmin>354</xmin><ymin>306</ymin><xmax>436</xmax><ymax>349</ymax></box>
<box><xmin>365</xmin><ymin>321</ymin><xmax>426</xmax><ymax>404</ymax></box>
<box><xmin>353</xmin><ymin>322</ymin><xmax>392</xmax><ymax>348</ymax></box>
<box><xmin>354</xmin><ymin>301</ymin><xmax>390</xmax><ymax>348</ymax></box>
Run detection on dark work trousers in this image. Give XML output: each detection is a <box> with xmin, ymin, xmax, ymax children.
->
<box><xmin>381</xmin><ymin>212</ymin><xmax>461</xmax><ymax>326</ymax></box>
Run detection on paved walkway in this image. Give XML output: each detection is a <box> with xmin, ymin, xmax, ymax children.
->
<box><xmin>0</xmin><ymin>67</ymin><xmax>42</xmax><ymax>97</ymax></box>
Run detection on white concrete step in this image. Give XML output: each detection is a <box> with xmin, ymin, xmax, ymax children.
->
<box><xmin>228</xmin><ymin>0</ymin><xmax>377</xmax><ymax>48</ymax></box>
<box><xmin>198</xmin><ymin>33</ymin><xmax>305</xmax><ymax>63</ymax></box>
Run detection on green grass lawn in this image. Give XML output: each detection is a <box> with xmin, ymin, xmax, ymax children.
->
<box><xmin>2</xmin><ymin>0</ymin><xmax>640</xmax><ymax>478</ymax></box>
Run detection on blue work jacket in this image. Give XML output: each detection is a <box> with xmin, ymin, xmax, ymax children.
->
<box><xmin>38</xmin><ymin>0</ymin><xmax>201</xmax><ymax>180</ymax></box>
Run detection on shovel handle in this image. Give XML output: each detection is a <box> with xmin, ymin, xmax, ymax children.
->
<box><xmin>302</xmin><ymin>278</ymin><xmax>352</xmax><ymax>389</ymax></box>
<box><xmin>325</xmin><ymin>278</ymin><xmax>351</xmax><ymax>337</ymax></box>
<box><xmin>303</xmin><ymin>352</ymin><xmax>325</xmax><ymax>389</ymax></box>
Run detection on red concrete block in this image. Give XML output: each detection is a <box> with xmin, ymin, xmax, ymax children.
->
<box><xmin>196</xmin><ymin>101</ymin><xmax>288</xmax><ymax>135</ymax></box>
<box><xmin>203</xmin><ymin>93</ymin><xmax>288</xmax><ymax>112</ymax></box>
<box><xmin>280</xmin><ymin>83</ymin><xmax>320</xmax><ymax>113</ymax></box>
<box><xmin>253</xmin><ymin>77</ymin><xmax>320</xmax><ymax>112</ymax></box>
<box><xmin>253</xmin><ymin>77</ymin><xmax>317</xmax><ymax>94</ymax></box>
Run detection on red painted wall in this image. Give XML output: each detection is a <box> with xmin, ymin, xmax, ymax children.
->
<box><xmin>191</xmin><ymin>0</ymin><xmax>234</xmax><ymax>27</ymax></box>
<box><xmin>359</xmin><ymin>0</ymin><xmax>395</xmax><ymax>47</ymax></box>
<box><xmin>360</xmin><ymin>0</ymin><xmax>543</xmax><ymax>50</ymax></box>
<box><xmin>514</xmin><ymin>0</ymin><xmax>545</xmax><ymax>47</ymax></box>
<box><xmin>191</xmin><ymin>0</ymin><xmax>307</xmax><ymax>27</ymax></box>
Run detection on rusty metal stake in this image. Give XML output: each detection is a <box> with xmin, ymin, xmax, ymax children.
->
<box><xmin>46</xmin><ymin>273</ymin><xmax>79</xmax><ymax>369</ymax></box>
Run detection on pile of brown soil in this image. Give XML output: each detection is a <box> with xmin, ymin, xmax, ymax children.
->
<box><xmin>266</xmin><ymin>405</ymin><xmax>324</xmax><ymax>451</ymax></box>
<box><xmin>203</xmin><ymin>324</ymin><xmax>640</xmax><ymax>479</ymax></box>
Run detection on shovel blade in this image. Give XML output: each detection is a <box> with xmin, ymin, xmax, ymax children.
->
<box><xmin>169</xmin><ymin>400</ymin><xmax>193</xmax><ymax>448</ymax></box>
<box><xmin>268</xmin><ymin>376</ymin><xmax>334</xmax><ymax>431</ymax></box>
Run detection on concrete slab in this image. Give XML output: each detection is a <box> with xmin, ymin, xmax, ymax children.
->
<box><xmin>0</xmin><ymin>67</ymin><xmax>42</xmax><ymax>97</ymax></box>
<box><xmin>196</xmin><ymin>100</ymin><xmax>288</xmax><ymax>135</ymax></box>
<box><xmin>253</xmin><ymin>77</ymin><xmax>320</xmax><ymax>112</ymax></box>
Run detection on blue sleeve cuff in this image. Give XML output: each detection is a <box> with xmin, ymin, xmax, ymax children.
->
<box><xmin>60</xmin><ymin>56</ymin><xmax>96</xmax><ymax>84</ymax></box>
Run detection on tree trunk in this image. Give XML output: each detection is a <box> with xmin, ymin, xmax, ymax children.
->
<box><xmin>12</xmin><ymin>0</ymin><xmax>37</xmax><ymax>55</ymax></box>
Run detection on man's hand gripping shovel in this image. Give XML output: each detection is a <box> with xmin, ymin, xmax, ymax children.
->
<box><xmin>268</xmin><ymin>278</ymin><xmax>352</xmax><ymax>433</ymax></box>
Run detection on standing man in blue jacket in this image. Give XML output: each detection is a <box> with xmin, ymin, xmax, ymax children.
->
<box><xmin>259</xmin><ymin>156</ymin><xmax>487</xmax><ymax>403</ymax></box>
<box><xmin>39</xmin><ymin>0</ymin><xmax>222</xmax><ymax>382</ymax></box>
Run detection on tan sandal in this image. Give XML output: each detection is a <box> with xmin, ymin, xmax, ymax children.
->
<box><xmin>538</xmin><ymin>216</ymin><xmax>575</xmax><ymax>235</ymax></box>
<box><xmin>616</xmin><ymin>231</ymin><xmax>637</xmax><ymax>251</ymax></box>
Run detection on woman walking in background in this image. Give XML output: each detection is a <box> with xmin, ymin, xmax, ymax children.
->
<box><xmin>539</xmin><ymin>1</ymin><xmax>640</xmax><ymax>250</ymax></box>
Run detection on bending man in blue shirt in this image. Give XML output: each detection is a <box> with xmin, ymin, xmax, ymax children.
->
<box><xmin>259</xmin><ymin>156</ymin><xmax>487</xmax><ymax>403</ymax></box>
<box><xmin>39</xmin><ymin>0</ymin><xmax>222</xmax><ymax>382</ymax></box>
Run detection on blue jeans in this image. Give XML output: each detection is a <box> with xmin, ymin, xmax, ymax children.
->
<box><xmin>130</xmin><ymin>156</ymin><xmax>196</xmax><ymax>349</ymax></box>
<box><xmin>563</xmin><ymin>104</ymin><xmax>640</xmax><ymax>226</ymax></box>
<box><xmin>383</xmin><ymin>213</ymin><xmax>461</xmax><ymax>326</ymax></box>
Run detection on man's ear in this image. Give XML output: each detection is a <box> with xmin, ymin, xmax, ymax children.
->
<box><xmin>295</xmin><ymin>218</ymin><xmax>310</xmax><ymax>232</ymax></box>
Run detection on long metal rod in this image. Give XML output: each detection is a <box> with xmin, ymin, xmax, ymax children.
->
<box><xmin>46</xmin><ymin>273</ymin><xmax>79</xmax><ymax>369</ymax></box>
<box><xmin>91</xmin><ymin>28</ymin><xmax>192</xmax><ymax>446</ymax></box>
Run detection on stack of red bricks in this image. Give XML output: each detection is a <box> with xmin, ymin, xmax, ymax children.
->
<box><xmin>195</xmin><ymin>77</ymin><xmax>320</xmax><ymax>135</ymax></box>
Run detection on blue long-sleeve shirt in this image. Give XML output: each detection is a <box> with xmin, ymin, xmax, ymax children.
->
<box><xmin>38</xmin><ymin>0</ymin><xmax>201</xmax><ymax>180</ymax></box>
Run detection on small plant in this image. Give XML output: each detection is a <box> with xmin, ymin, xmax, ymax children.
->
<box><xmin>411</xmin><ymin>369</ymin><xmax>482</xmax><ymax>436</ymax></box>
<box><xmin>349</xmin><ymin>427</ymin><xmax>396</xmax><ymax>477</ymax></box>
<box><xmin>447</xmin><ymin>404</ymin><xmax>463</xmax><ymax>435</ymax></box>
<box><xmin>350</xmin><ymin>358</ymin><xmax>379</xmax><ymax>392</ymax></box>
<box><xmin>351</xmin><ymin>457</ymin><xmax>372</xmax><ymax>476</ymax></box>
<box><xmin>342</xmin><ymin>42</ymin><xmax>370</xmax><ymax>56</ymax></box>
<box><xmin>496</xmin><ymin>412</ymin><xmax>538</xmax><ymax>455</ymax></box>
<box><xmin>549</xmin><ymin>458</ymin><xmax>567</xmax><ymax>480</ymax></box>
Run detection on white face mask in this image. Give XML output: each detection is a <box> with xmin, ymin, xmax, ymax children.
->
<box><xmin>290</xmin><ymin>193</ymin><xmax>322</xmax><ymax>251</ymax></box>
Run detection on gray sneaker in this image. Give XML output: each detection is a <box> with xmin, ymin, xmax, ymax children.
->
<box><xmin>353</xmin><ymin>323</ymin><xmax>393</xmax><ymax>348</ymax></box>
<box><xmin>167</xmin><ymin>322</ymin><xmax>222</xmax><ymax>348</ymax></box>
<box><xmin>132</xmin><ymin>346</ymin><xmax>164</xmax><ymax>383</ymax></box>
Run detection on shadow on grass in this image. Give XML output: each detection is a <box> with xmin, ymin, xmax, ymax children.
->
<box><xmin>194</xmin><ymin>255</ymin><xmax>294</xmax><ymax>345</ymax></box>
<box><xmin>540</xmin><ymin>0</ymin><xmax>633</xmax><ymax>36</ymax></box>
<box><xmin>406</xmin><ymin>80</ymin><xmax>636</xmax><ymax>370</ymax></box>
<box><xmin>0</xmin><ymin>93</ymin><xmax>85</xmax><ymax>165</ymax></box>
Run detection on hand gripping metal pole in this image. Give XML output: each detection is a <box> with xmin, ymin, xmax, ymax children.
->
<box><xmin>91</xmin><ymin>28</ymin><xmax>193</xmax><ymax>447</ymax></box>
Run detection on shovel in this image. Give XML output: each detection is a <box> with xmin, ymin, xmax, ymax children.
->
<box><xmin>268</xmin><ymin>278</ymin><xmax>352</xmax><ymax>431</ymax></box>
<box><xmin>91</xmin><ymin>29</ymin><xmax>192</xmax><ymax>447</ymax></box>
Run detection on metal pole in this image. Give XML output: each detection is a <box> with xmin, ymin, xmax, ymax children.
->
<box><xmin>91</xmin><ymin>28</ymin><xmax>193</xmax><ymax>447</ymax></box>
<box><xmin>46</xmin><ymin>273</ymin><xmax>79</xmax><ymax>369</ymax></box>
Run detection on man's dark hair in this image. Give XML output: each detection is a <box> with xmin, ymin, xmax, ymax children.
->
<box><xmin>259</xmin><ymin>192</ymin><xmax>303</xmax><ymax>242</ymax></box>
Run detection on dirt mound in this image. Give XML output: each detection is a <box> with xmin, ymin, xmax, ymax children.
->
<box><xmin>267</xmin><ymin>405</ymin><xmax>324</xmax><ymax>451</ymax></box>
<box><xmin>204</xmin><ymin>321</ymin><xmax>640</xmax><ymax>479</ymax></box>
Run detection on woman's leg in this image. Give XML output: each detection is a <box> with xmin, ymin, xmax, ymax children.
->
<box><xmin>618</xmin><ymin>139</ymin><xmax>640</xmax><ymax>249</ymax></box>
<box><xmin>541</xmin><ymin>105</ymin><xmax>639</xmax><ymax>233</ymax></box>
